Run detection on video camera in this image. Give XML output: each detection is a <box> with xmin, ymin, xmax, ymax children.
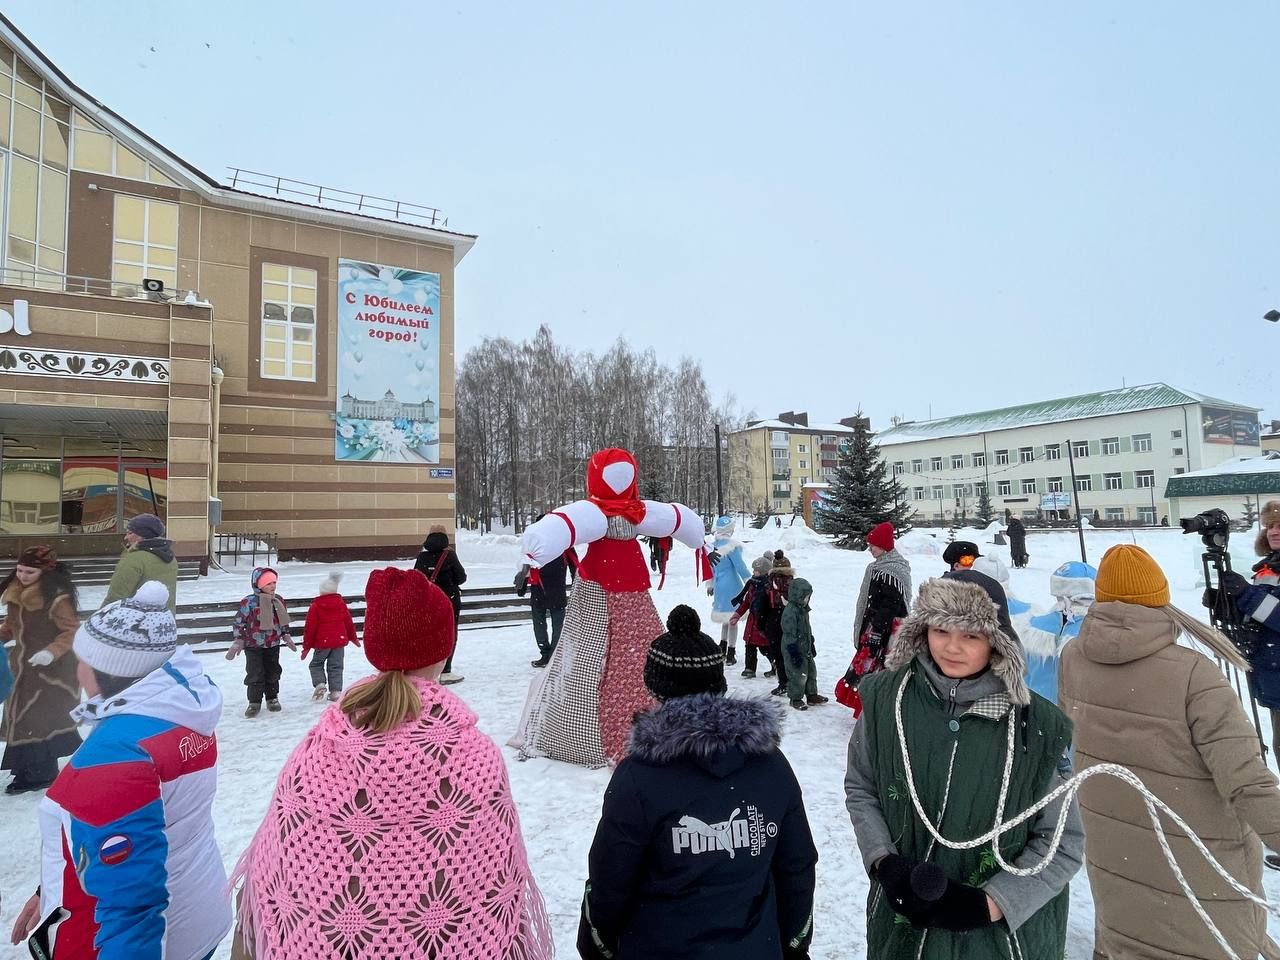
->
<box><xmin>1179</xmin><ymin>508</ymin><xmax>1232</xmax><ymax>553</ymax></box>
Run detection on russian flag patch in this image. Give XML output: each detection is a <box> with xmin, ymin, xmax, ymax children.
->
<box><xmin>99</xmin><ymin>834</ymin><xmax>132</xmax><ymax>865</ymax></box>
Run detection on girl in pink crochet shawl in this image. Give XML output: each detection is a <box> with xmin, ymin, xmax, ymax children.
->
<box><xmin>231</xmin><ymin>567</ymin><xmax>552</xmax><ymax>960</ymax></box>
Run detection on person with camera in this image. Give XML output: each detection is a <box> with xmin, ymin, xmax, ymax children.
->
<box><xmin>1218</xmin><ymin>500</ymin><xmax>1280</xmax><ymax>762</ymax></box>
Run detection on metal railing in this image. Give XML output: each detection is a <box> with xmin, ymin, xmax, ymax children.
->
<box><xmin>215</xmin><ymin>532</ymin><xmax>278</xmax><ymax>568</ymax></box>
<box><xmin>0</xmin><ymin>267</ymin><xmax>204</xmax><ymax>304</ymax></box>
<box><xmin>226</xmin><ymin>168</ymin><xmax>449</xmax><ymax>228</ymax></box>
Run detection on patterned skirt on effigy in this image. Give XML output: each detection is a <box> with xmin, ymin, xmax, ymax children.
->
<box><xmin>512</xmin><ymin>577</ymin><xmax>662</xmax><ymax>768</ymax></box>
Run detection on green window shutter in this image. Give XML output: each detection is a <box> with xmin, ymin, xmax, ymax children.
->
<box><xmin>1123</xmin><ymin>471</ymin><xmax>1134</xmax><ymax>488</ymax></box>
<box><xmin>1089</xmin><ymin>440</ymin><xmax>1101</xmax><ymax>456</ymax></box>
<box><xmin>1092</xmin><ymin>474</ymin><xmax>1104</xmax><ymax>489</ymax></box>
<box><xmin>1120</xmin><ymin>436</ymin><xmax>1132</xmax><ymax>453</ymax></box>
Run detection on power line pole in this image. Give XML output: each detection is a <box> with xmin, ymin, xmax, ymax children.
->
<box><xmin>1065</xmin><ymin>437</ymin><xmax>1088</xmax><ymax>563</ymax></box>
<box><xmin>714</xmin><ymin>423</ymin><xmax>724</xmax><ymax>517</ymax></box>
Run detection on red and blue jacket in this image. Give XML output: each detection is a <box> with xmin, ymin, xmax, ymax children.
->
<box><xmin>34</xmin><ymin>648</ymin><xmax>231</xmax><ymax>960</ymax></box>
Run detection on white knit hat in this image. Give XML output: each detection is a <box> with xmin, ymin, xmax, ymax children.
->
<box><xmin>74</xmin><ymin>581</ymin><xmax>178</xmax><ymax>678</ymax></box>
<box><xmin>319</xmin><ymin>570</ymin><xmax>344</xmax><ymax>595</ymax></box>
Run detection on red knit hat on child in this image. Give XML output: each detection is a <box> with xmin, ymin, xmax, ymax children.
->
<box><xmin>867</xmin><ymin>522</ymin><xmax>895</xmax><ymax>552</ymax></box>
<box><xmin>362</xmin><ymin>567</ymin><xmax>456</xmax><ymax>671</ymax></box>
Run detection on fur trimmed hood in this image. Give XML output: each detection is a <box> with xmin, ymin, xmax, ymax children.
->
<box><xmin>887</xmin><ymin>577</ymin><xmax>1030</xmax><ymax>705</ymax></box>
<box><xmin>629</xmin><ymin>693</ymin><xmax>783</xmax><ymax>776</ymax></box>
<box><xmin>1259</xmin><ymin>501</ymin><xmax>1280</xmax><ymax>556</ymax></box>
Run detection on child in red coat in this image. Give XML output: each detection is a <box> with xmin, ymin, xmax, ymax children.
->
<box><xmin>301</xmin><ymin>571</ymin><xmax>359</xmax><ymax>701</ymax></box>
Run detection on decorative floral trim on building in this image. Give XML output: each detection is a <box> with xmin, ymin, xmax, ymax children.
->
<box><xmin>0</xmin><ymin>347</ymin><xmax>169</xmax><ymax>382</ymax></box>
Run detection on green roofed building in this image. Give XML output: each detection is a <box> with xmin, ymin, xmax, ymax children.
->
<box><xmin>875</xmin><ymin>384</ymin><xmax>1261</xmax><ymax>526</ymax></box>
<box><xmin>1164</xmin><ymin>452</ymin><xmax>1280</xmax><ymax>524</ymax></box>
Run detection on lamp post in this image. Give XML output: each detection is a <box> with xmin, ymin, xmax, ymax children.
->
<box><xmin>208</xmin><ymin>365</ymin><xmax>224</xmax><ymax>565</ymax></box>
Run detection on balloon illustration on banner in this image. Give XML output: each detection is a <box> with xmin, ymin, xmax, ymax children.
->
<box><xmin>335</xmin><ymin>259</ymin><xmax>441</xmax><ymax>463</ymax></box>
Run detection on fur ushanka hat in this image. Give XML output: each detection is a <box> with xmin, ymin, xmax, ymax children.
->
<box><xmin>886</xmin><ymin>575</ymin><xmax>1030</xmax><ymax>705</ymax></box>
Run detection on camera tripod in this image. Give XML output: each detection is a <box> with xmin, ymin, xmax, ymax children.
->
<box><xmin>1201</xmin><ymin>548</ymin><xmax>1268</xmax><ymax>759</ymax></box>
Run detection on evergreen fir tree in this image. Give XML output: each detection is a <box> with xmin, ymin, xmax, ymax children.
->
<box><xmin>750</xmin><ymin>506</ymin><xmax>770</xmax><ymax>530</ymax></box>
<box><xmin>1242</xmin><ymin>498</ymin><xmax>1260</xmax><ymax>528</ymax></box>
<box><xmin>817</xmin><ymin>419</ymin><xmax>915</xmax><ymax>549</ymax></box>
<box><xmin>976</xmin><ymin>484</ymin><xmax>994</xmax><ymax>522</ymax></box>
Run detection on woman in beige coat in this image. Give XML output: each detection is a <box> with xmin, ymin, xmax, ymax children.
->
<box><xmin>1060</xmin><ymin>544</ymin><xmax>1280</xmax><ymax>960</ymax></box>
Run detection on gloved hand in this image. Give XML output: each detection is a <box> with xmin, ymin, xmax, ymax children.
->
<box><xmin>729</xmin><ymin>614</ymin><xmax>740</xmax><ymax>626</ymax></box>
<box><xmin>1202</xmin><ymin>587</ymin><xmax>1219</xmax><ymax>609</ymax></box>
<box><xmin>708</xmin><ymin>550</ymin><xmax>722</xmax><ymax>567</ymax></box>
<box><xmin>225</xmin><ymin>640</ymin><xmax>244</xmax><ymax>661</ymax></box>
<box><xmin>513</xmin><ymin>569</ymin><xmax>528</xmax><ymax>597</ymax></box>
<box><xmin>299</xmin><ymin>648</ymin><xmax>309</xmax><ymax>660</ymax></box>
<box><xmin>27</xmin><ymin>649</ymin><xmax>54</xmax><ymax>667</ymax></box>
<box><xmin>875</xmin><ymin>855</ymin><xmax>933</xmax><ymax>924</ymax></box>
<box><xmin>1221</xmin><ymin>572</ymin><xmax>1251</xmax><ymax>598</ymax></box>
<box><xmin>284</xmin><ymin>636</ymin><xmax>298</xmax><ymax>653</ymax></box>
<box><xmin>707</xmin><ymin>585</ymin><xmax>715</xmax><ymax>597</ymax></box>
<box><xmin>920</xmin><ymin>874</ymin><xmax>995</xmax><ymax>932</ymax></box>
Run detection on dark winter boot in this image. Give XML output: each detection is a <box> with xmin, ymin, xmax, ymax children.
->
<box><xmin>763</xmin><ymin>668</ymin><xmax>777</xmax><ymax>678</ymax></box>
<box><xmin>789</xmin><ymin>699</ymin><xmax>808</xmax><ymax>711</ymax></box>
<box><xmin>725</xmin><ymin>648</ymin><xmax>737</xmax><ymax>666</ymax></box>
<box><xmin>245</xmin><ymin>703</ymin><xmax>261</xmax><ymax>718</ymax></box>
<box><xmin>531</xmin><ymin>655</ymin><xmax>551</xmax><ymax>668</ymax></box>
<box><xmin>806</xmin><ymin>694</ymin><xmax>830</xmax><ymax>706</ymax></box>
<box><xmin>266</xmin><ymin>699</ymin><xmax>282</xmax><ymax>713</ymax></box>
<box><xmin>741</xmin><ymin>668</ymin><xmax>756</xmax><ymax>678</ymax></box>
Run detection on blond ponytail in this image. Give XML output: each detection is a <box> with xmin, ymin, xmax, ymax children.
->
<box><xmin>339</xmin><ymin>671</ymin><xmax>422</xmax><ymax>734</ymax></box>
<box><xmin>1164</xmin><ymin>605</ymin><xmax>1251</xmax><ymax>672</ymax></box>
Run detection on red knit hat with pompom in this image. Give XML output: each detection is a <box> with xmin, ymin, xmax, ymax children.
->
<box><xmin>363</xmin><ymin>567</ymin><xmax>456</xmax><ymax>671</ymax></box>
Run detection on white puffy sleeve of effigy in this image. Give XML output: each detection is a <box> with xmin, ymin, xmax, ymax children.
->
<box><xmin>637</xmin><ymin>501</ymin><xmax>706</xmax><ymax>550</ymax></box>
<box><xmin>521</xmin><ymin>501</ymin><xmax>608</xmax><ymax>565</ymax></box>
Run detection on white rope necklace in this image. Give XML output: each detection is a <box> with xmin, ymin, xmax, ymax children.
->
<box><xmin>891</xmin><ymin>667</ymin><xmax>1278</xmax><ymax>960</ymax></box>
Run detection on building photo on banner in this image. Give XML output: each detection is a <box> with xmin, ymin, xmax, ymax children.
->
<box><xmin>336</xmin><ymin>259</ymin><xmax>442</xmax><ymax>463</ymax></box>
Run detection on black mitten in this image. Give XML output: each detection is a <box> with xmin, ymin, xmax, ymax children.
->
<box><xmin>875</xmin><ymin>855</ymin><xmax>933</xmax><ymax>925</ymax></box>
<box><xmin>923</xmin><ymin>875</ymin><xmax>994</xmax><ymax>932</ymax></box>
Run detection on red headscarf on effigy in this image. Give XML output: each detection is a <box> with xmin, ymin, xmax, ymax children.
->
<box><xmin>585</xmin><ymin>448</ymin><xmax>646</xmax><ymax>525</ymax></box>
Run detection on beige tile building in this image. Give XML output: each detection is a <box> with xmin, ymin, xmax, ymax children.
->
<box><xmin>728</xmin><ymin>412</ymin><xmax>866</xmax><ymax>514</ymax></box>
<box><xmin>0</xmin><ymin>16</ymin><xmax>475</xmax><ymax>564</ymax></box>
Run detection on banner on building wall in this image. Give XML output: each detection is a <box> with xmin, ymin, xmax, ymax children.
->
<box><xmin>1201</xmin><ymin>407</ymin><xmax>1260</xmax><ymax>447</ymax></box>
<box><xmin>335</xmin><ymin>259</ymin><xmax>441</xmax><ymax>463</ymax></box>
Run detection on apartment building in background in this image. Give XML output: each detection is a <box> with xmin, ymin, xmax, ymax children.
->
<box><xmin>875</xmin><ymin>384</ymin><xmax>1261</xmax><ymax>525</ymax></box>
<box><xmin>729</xmin><ymin>412</ymin><xmax>867</xmax><ymax>513</ymax></box>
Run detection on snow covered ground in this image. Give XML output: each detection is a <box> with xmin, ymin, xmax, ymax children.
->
<box><xmin>2</xmin><ymin>519</ymin><xmax>1279</xmax><ymax>958</ymax></box>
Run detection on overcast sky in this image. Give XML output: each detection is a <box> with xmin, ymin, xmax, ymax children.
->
<box><xmin>13</xmin><ymin>1</ymin><xmax>1280</xmax><ymax>427</ymax></box>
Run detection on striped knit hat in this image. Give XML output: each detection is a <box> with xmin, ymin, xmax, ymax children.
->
<box><xmin>644</xmin><ymin>605</ymin><xmax>726</xmax><ymax>701</ymax></box>
<box><xmin>74</xmin><ymin>581</ymin><xmax>177</xmax><ymax>678</ymax></box>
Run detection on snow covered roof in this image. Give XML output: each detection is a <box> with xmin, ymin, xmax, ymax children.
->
<box><xmin>1165</xmin><ymin>452</ymin><xmax>1280</xmax><ymax>499</ymax></box>
<box><xmin>877</xmin><ymin>383</ymin><xmax>1260</xmax><ymax>446</ymax></box>
<box><xmin>743</xmin><ymin>419</ymin><xmax>857</xmax><ymax>434</ymax></box>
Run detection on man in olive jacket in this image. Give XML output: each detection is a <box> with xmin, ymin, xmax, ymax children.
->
<box><xmin>102</xmin><ymin>514</ymin><xmax>178</xmax><ymax>612</ymax></box>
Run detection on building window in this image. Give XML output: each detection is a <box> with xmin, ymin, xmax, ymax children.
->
<box><xmin>1019</xmin><ymin>447</ymin><xmax>1034</xmax><ymax>463</ymax></box>
<box><xmin>1172</xmin><ymin>447</ymin><xmax>1184</xmax><ymax>457</ymax></box>
<box><xmin>1072</xmin><ymin>441</ymin><xmax>1089</xmax><ymax>459</ymax></box>
<box><xmin>931</xmin><ymin>486</ymin><xmax>945</xmax><ymax>500</ymax></box>
<box><xmin>951</xmin><ymin>454</ymin><xmax>964</xmax><ymax>470</ymax></box>
<box><xmin>930</xmin><ymin>457</ymin><xmax>944</xmax><ymax>471</ymax></box>
<box><xmin>798</xmin><ymin>444</ymin><xmax>807</xmax><ymax>453</ymax></box>
<box><xmin>997</xmin><ymin>479</ymin><xmax>1011</xmax><ymax>496</ymax></box>
<box><xmin>914</xmin><ymin>487</ymin><xmax>926</xmax><ymax>501</ymax></box>
<box><xmin>260</xmin><ymin>263</ymin><xmax>318</xmax><ymax>381</ymax></box>
<box><xmin>1105</xmin><ymin>507</ymin><xmax>1126</xmax><ymax>522</ymax></box>
<box><xmin>892</xmin><ymin>461</ymin><xmax>904</xmax><ymax>476</ymax></box>
<box><xmin>1076</xmin><ymin>475</ymin><xmax>1093</xmax><ymax>492</ymax></box>
<box><xmin>973</xmin><ymin>451</ymin><xmax>985</xmax><ymax>468</ymax></box>
<box><xmin>798</xmin><ymin>460</ymin><xmax>807</xmax><ymax>469</ymax></box>
<box><xmin>975</xmin><ymin>482</ymin><xmax>987</xmax><ymax>495</ymax></box>
<box><xmin>995</xmin><ymin>449</ymin><xmax>1009</xmax><ymax>466</ymax></box>
<box><xmin>1102</xmin><ymin>437</ymin><xmax>1120</xmax><ymax>456</ymax></box>
<box><xmin>1104</xmin><ymin>472</ymin><xmax>1123</xmax><ymax>490</ymax></box>
<box><xmin>799</xmin><ymin>476</ymin><xmax>808</xmax><ymax>486</ymax></box>
<box><xmin>1136</xmin><ymin>470</ymin><xmax>1155</xmax><ymax>489</ymax></box>
<box><xmin>911</xmin><ymin>459</ymin><xmax>923</xmax><ymax>473</ymax></box>
<box><xmin>1133</xmin><ymin>434</ymin><xmax>1152</xmax><ymax>452</ymax></box>
<box><xmin>1047</xmin><ymin>477</ymin><xmax>1064</xmax><ymax>493</ymax></box>
<box><xmin>952</xmin><ymin>484</ymin><xmax>966</xmax><ymax>498</ymax></box>
<box><xmin>1020</xmin><ymin>478</ymin><xmax>1036</xmax><ymax>494</ymax></box>
<box><xmin>112</xmin><ymin>195</ymin><xmax>178</xmax><ymax>296</ymax></box>
<box><xmin>1171</xmin><ymin>429</ymin><xmax>1183</xmax><ymax>439</ymax></box>
<box><xmin>1044</xmin><ymin>444</ymin><xmax>1061</xmax><ymax>460</ymax></box>
<box><xmin>1138</xmin><ymin>506</ymin><xmax>1156</xmax><ymax>524</ymax></box>
<box><xmin>771</xmin><ymin>431</ymin><xmax>788</xmax><ymax>447</ymax></box>
<box><xmin>1173</xmin><ymin>467</ymin><xmax>1185</xmax><ymax>475</ymax></box>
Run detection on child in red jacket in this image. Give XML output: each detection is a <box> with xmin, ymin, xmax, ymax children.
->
<box><xmin>301</xmin><ymin>571</ymin><xmax>359</xmax><ymax>701</ymax></box>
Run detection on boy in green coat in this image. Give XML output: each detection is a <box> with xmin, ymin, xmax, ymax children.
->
<box><xmin>781</xmin><ymin>578</ymin><xmax>827</xmax><ymax>711</ymax></box>
<box><xmin>844</xmin><ymin>570</ymin><xmax>1084</xmax><ymax>959</ymax></box>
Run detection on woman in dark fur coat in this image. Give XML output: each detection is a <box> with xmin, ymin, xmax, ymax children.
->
<box><xmin>578</xmin><ymin>605</ymin><xmax>818</xmax><ymax>960</ymax></box>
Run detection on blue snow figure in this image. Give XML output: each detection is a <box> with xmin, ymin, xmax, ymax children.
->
<box><xmin>1024</xmin><ymin>560</ymin><xmax>1097</xmax><ymax>704</ymax></box>
<box><xmin>707</xmin><ymin>516</ymin><xmax>751</xmax><ymax>664</ymax></box>
<box><xmin>0</xmin><ymin>650</ymin><xmax>11</xmax><ymax>704</ymax></box>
